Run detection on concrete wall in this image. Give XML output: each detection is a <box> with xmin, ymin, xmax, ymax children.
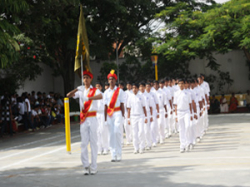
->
<box><xmin>17</xmin><ymin>50</ymin><xmax>250</xmax><ymax>96</ymax></box>
<box><xmin>189</xmin><ymin>50</ymin><xmax>250</xmax><ymax>94</ymax></box>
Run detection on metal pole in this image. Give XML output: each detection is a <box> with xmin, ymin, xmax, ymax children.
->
<box><xmin>64</xmin><ymin>98</ymin><xmax>71</xmax><ymax>154</ymax></box>
<box><xmin>116</xmin><ymin>40</ymin><xmax>120</xmax><ymax>83</ymax></box>
<box><xmin>155</xmin><ymin>63</ymin><xmax>158</xmax><ymax>81</ymax></box>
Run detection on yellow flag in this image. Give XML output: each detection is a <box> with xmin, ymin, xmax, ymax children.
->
<box><xmin>74</xmin><ymin>5</ymin><xmax>91</xmax><ymax>75</ymax></box>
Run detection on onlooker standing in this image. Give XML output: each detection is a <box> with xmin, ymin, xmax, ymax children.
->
<box><xmin>229</xmin><ymin>93</ymin><xmax>238</xmax><ymax>113</ymax></box>
<box><xmin>220</xmin><ymin>94</ymin><xmax>228</xmax><ymax>113</ymax></box>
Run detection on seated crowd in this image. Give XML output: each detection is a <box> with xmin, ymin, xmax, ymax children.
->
<box><xmin>0</xmin><ymin>91</ymin><xmax>64</xmax><ymax>137</ymax></box>
<box><xmin>209</xmin><ymin>90</ymin><xmax>250</xmax><ymax>114</ymax></box>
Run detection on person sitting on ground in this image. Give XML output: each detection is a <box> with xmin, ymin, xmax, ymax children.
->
<box><xmin>220</xmin><ymin>94</ymin><xmax>228</xmax><ymax>113</ymax></box>
<box><xmin>229</xmin><ymin>93</ymin><xmax>238</xmax><ymax>113</ymax></box>
<box><xmin>210</xmin><ymin>95</ymin><xmax>220</xmax><ymax>114</ymax></box>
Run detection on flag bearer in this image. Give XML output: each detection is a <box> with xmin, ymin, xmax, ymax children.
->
<box><xmin>67</xmin><ymin>70</ymin><xmax>102</xmax><ymax>175</ymax></box>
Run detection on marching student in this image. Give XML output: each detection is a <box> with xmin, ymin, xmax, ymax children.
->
<box><xmin>184</xmin><ymin>79</ymin><xmax>197</xmax><ymax>150</ymax></box>
<box><xmin>190</xmin><ymin>79</ymin><xmax>203</xmax><ymax>145</ymax></box>
<box><xmin>139</xmin><ymin>82</ymin><xmax>153</xmax><ymax>150</ymax></box>
<box><xmin>173</xmin><ymin>79</ymin><xmax>193</xmax><ymax>153</ymax></box>
<box><xmin>196</xmin><ymin>78</ymin><xmax>206</xmax><ymax>141</ymax></box>
<box><xmin>164</xmin><ymin>78</ymin><xmax>174</xmax><ymax>136</ymax></box>
<box><xmin>146</xmin><ymin>82</ymin><xmax>160</xmax><ymax>147</ymax></box>
<box><xmin>153</xmin><ymin>80</ymin><xmax>168</xmax><ymax>144</ymax></box>
<box><xmin>67</xmin><ymin>70</ymin><xmax>102</xmax><ymax>175</ymax></box>
<box><xmin>124</xmin><ymin>81</ymin><xmax>133</xmax><ymax>145</ymax></box>
<box><xmin>198</xmin><ymin>74</ymin><xmax>210</xmax><ymax>132</ymax></box>
<box><xmin>96</xmin><ymin>82</ymin><xmax>109</xmax><ymax>155</ymax></box>
<box><xmin>127</xmin><ymin>83</ymin><xmax>147</xmax><ymax>154</ymax></box>
<box><xmin>104</xmin><ymin>82</ymin><xmax>110</xmax><ymax>90</ymax></box>
<box><xmin>103</xmin><ymin>70</ymin><xmax>125</xmax><ymax>162</ymax></box>
<box><xmin>160</xmin><ymin>79</ymin><xmax>172</xmax><ymax>138</ymax></box>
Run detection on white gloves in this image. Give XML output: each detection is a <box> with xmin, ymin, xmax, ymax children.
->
<box><xmin>82</xmin><ymin>96</ymin><xmax>89</xmax><ymax>102</ymax></box>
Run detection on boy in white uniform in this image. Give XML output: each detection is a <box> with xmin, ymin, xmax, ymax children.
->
<box><xmin>104</xmin><ymin>70</ymin><xmax>125</xmax><ymax>162</ymax></box>
<box><xmin>67</xmin><ymin>70</ymin><xmax>102</xmax><ymax>175</ymax></box>
<box><xmin>127</xmin><ymin>83</ymin><xmax>148</xmax><ymax>154</ymax></box>
<box><xmin>139</xmin><ymin>82</ymin><xmax>153</xmax><ymax>150</ymax></box>
<box><xmin>153</xmin><ymin>80</ymin><xmax>168</xmax><ymax>144</ymax></box>
<box><xmin>173</xmin><ymin>79</ymin><xmax>193</xmax><ymax>153</ymax></box>
<box><xmin>124</xmin><ymin>82</ymin><xmax>133</xmax><ymax>145</ymax></box>
<box><xmin>96</xmin><ymin>82</ymin><xmax>109</xmax><ymax>155</ymax></box>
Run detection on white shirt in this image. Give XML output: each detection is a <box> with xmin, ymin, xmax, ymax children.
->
<box><xmin>103</xmin><ymin>86</ymin><xmax>125</xmax><ymax>108</ymax></box>
<box><xmin>201</xmin><ymin>82</ymin><xmax>210</xmax><ymax>96</ymax></box>
<box><xmin>162</xmin><ymin>87</ymin><xmax>171</xmax><ymax>107</ymax></box>
<box><xmin>140</xmin><ymin>92</ymin><xmax>153</xmax><ymax>114</ymax></box>
<box><xmin>148</xmin><ymin>91</ymin><xmax>158</xmax><ymax>114</ymax></box>
<box><xmin>24</xmin><ymin>98</ymin><xmax>31</xmax><ymax>112</ymax></box>
<box><xmin>192</xmin><ymin>87</ymin><xmax>202</xmax><ymax>106</ymax></box>
<box><xmin>97</xmin><ymin>92</ymin><xmax>104</xmax><ymax>113</ymax></box>
<box><xmin>124</xmin><ymin>89</ymin><xmax>133</xmax><ymax>108</ymax></box>
<box><xmin>127</xmin><ymin>92</ymin><xmax>146</xmax><ymax>117</ymax></box>
<box><xmin>173</xmin><ymin>89</ymin><xmax>191</xmax><ymax>111</ymax></box>
<box><xmin>73</xmin><ymin>85</ymin><xmax>101</xmax><ymax>112</ymax></box>
<box><xmin>32</xmin><ymin>110</ymin><xmax>38</xmax><ymax>116</ymax></box>
<box><xmin>18</xmin><ymin>102</ymin><xmax>25</xmax><ymax>115</ymax></box>
<box><xmin>153</xmin><ymin>88</ymin><xmax>167</xmax><ymax>111</ymax></box>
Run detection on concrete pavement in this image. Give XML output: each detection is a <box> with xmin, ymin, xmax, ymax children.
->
<box><xmin>0</xmin><ymin>114</ymin><xmax>249</xmax><ymax>187</ymax></box>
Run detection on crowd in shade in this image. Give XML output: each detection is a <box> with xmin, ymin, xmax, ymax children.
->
<box><xmin>0</xmin><ymin>91</ymin><xmax>65</xmax><ymax>137</ymax></box>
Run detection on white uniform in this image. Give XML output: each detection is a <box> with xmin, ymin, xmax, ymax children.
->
<box><xmin>73</xmin><ymin>85</ymin><xmax>101</xmax><ymax>171</ymax></box>
<box><xmin>162</xmin><ymin>86</ymin><xmax>172</xmax><ymax>136</ymax></box>
<box><xmin>141</xmin><ymin>91</ymin><xmax>154</xmax><ymax>148</ymax></box>
<box><xmin>149</xmin><ymin>90</ymin><xmax>159</xmax><ymax>145</ymax></box>
<box><xmin>173</xmin><ymin>89</ymin><xmax>191</xmax><ymax>150</ymax></box>
<box><xmin>104</xmin><ymin>86</ymin><xmax>125</xmax><ymax>160</ymax></box>
<box><xmin>192</xmin><ymin>86</ymin><xmax>203</xmax><ymax>142</ymax></box>
<box><xmin>186</xmin><ymin>88</ymin><xmax>196</xmax><ymax>145</ymax></box>
<box><xmin>124</xmin><ymin>89</ymin><xmax>133</xmax><ymax>144</ymax></box>
<box><xmin>153</xmin><ymin>88</ymin><xmax>167</xmax><ymax>143</ymax></box>
<box><xmin>197</xmin><ymin>85</ymin><xmax>206</xmax><ymax>137</ymax></box>
<box><xmin>97</xmin><ymin>92</ymin><xmax>109</xmax><ymax>154</ymax></box>
<box><xmin>201</xmin><ymin>81</ymin><xmax>210</xmax><ymax>130</ymax></box>
<box><xmin>127</xmin><ymin>92</ymin><xmax>146</xmax><ymax>151</ymax></box>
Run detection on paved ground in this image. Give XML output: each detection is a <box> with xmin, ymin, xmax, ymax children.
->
<box><xmin>0</xmin><ymin>114</ymin><xmax>249</xmax><ymax>187</ymax></box>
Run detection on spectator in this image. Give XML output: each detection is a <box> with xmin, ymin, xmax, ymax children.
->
<box><xmin>22</xmin><ymin>93</ymin><xmax>33</xmax><ymax>131</ymax></box>
<box><xmin>31</xmin><ymin>105</ymin><xmax>40</xmax><ymax>130</ymax></box>
<box><xmin>210</xmin><ymin>95</ymin><xmax>220</xmax><ymax>114</ymax></box>
<box><xmin>220</xmin><ymin>94</ymin><xmax>228</xmax><ymax>113</ymax></box>
<box><xmin>246</xmin><ymin>90</ymin><xmax>250</xmax><ymax>112</ymax></box>
<box><xmin>229</xmin><ymin>93</ymin><xmax>238</xmax><ymax>113</ymax></box>
<box><xmin>0</xmin><ymin>93</ymin><xmax>13</xmax><ymax>137</ymax></box>
<box><xmin>30</xmin><ymin>91</ymin><xmax>37</xmax><ymax>106</ymax></box>
<box><xmin>17</xmin><ymin>97</ymin><xmax>25</xmax><ymax>123</ymax></box>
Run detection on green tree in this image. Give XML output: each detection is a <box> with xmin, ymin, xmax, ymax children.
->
<box><xmin>0</xmin><ymin>0</ymin><xmax>28</xmax><ymax>68</ymax></box>
<box><xmin>19</xmin><ymin>0</ymin><xmax>165</xmax><ymax>95</ymax></box>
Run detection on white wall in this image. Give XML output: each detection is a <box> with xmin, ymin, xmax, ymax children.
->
<box><xmin>189</xmin><ymin>50</ymin><xmax>250</xmax><ymax>94</ymax></box>
<box><xmin>17</xmin><ymin>50</ymin><xmax>250</xmax><ymax>96</ymax></box>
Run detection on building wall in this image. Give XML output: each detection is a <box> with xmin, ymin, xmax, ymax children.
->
<box><xmin>189</xmin><ymin>50</ymin><xmax>250</xmax><ymax>94</ymax></box>
<box><xmin>17</xmin><ymin>50</ymin><xmax>250</xmax><ymax>96</ymax></box>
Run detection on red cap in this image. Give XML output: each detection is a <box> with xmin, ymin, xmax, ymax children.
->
<box><xmin>107</xmin><ymin>69</ymin><xmax>117</xmax><ymax>80</ymax></box>
<box><xmin>83</xmin><ymin>70</ymin><xmax>93</xmax><ymax>79</ymax></box>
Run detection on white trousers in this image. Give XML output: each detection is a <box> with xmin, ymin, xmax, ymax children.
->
<box><xmin>124</xmin><ymin>111</ymin><xmax>132</xmax><ymax>143</ymax></box>
<box><xmin>144</xmin><ymin>114</ymin><xmax>152</xmax><ymax>147</ymax></box>
<box><xmin>151</xmin><ymin>114</ymin><xmax>158</xmax><ymax>144</ymax></box>
<box><xmin>178</xmin><ymin>111</ymin><xmax>190</xmax><ymax>149</ymax></box>
<box><xmin>157</xmin><ymin>110</ymin><xmax>165</xmax><ymax>142</ymax></box>
<box><xmin>97</xmin><ymin>112</ymin><xmax>109</xmax><ymax>152</ymax></box>
<box><xmin>107</xmin><ymin>111</ymin><xmax>123</xmax><ymax>158</ymax></box>
<box><xmin>80</xmin><ymin>117</ymin><xmax>98</xmax><ymax>171</ymax></box>
<box><xmin>131</xmin><ymin>116</ymin><xmax>145</xmax><ymax>151</ymax></box>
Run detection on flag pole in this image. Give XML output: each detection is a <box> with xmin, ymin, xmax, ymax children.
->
<box><xmin>81</xmin><ymin>54</ymin><xmax>83</xmax><ymax>86</ymax></box>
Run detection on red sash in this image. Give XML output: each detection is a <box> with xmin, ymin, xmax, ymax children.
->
<box><xmin>107</xmin><ymin>87</ymin><xmax>121</xmax><ymax>116</ymax></box>
<box><xmin>80</xmin><ymin>87</ymin><xmax>97</xmax><ymax>124</ymax></box>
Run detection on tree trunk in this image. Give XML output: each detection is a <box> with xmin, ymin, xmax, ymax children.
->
<box><xmin>243</xmin><ymin>47</ymin><xmax>250</xmax><ymax>71</ymax></box>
